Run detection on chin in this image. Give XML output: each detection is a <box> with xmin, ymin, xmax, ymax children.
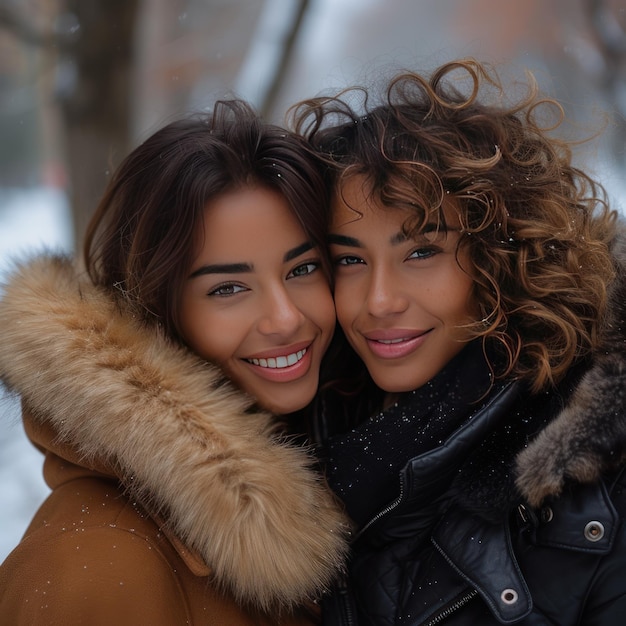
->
<box><xmin>265</xmin><ymin>401</ymin><xmax>308</xmax><ymax>416</ymax></box>
<box><xmin>234</xmin><ymin>373</ymin><xmax>315</xmax><ymax>415</ymax></box>
<box><xmin>260</xmin><ymin>389</ymin><xmax>316</xmax><ymax>417</ymax></box>
<box><xmin>371</xmin><ymin>373</ymin><xmax>424</xmax><ymax>394</ymax></box>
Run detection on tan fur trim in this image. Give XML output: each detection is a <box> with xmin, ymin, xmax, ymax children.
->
<box><xmin>0</xmin><ymin>255</ymin><xmax>350</xmax><ymax>611</ymax></box>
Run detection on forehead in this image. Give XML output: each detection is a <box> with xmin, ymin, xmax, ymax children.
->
<box><xmin>331</xmin><ymin>177</ymin><xmax>372</xmax><ymax>229</ymax></box>
<box><xmin>195</xmin><ymin>186</ymin><xmax>305</xmax><ymax>257</ymax></box>
<box><xmin>331</xmin><ymin>175</ymin><xmax>461</xmax><ymax>232</ymax></box>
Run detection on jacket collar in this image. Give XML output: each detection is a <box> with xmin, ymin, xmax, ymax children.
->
<box><xmin>24</xmin><ymin>413</ymin><xmax>214</xmax><ymax>576</ymax></box>
<box><xmin>432</xmin><ymin>471</ymin><xmax>621</xmax><ymax>623</ymax></box>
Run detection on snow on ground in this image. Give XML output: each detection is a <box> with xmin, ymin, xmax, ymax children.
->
<box><xmin>0</xmin><ymin>187</ymin><xmax>73</xmax><ymax>562</ymax></box>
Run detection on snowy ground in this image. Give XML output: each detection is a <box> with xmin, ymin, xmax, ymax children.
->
<box><xmin>0</xmin><ymin>187</ymin><xmax>73</xmax><ymax>562</ymax></box>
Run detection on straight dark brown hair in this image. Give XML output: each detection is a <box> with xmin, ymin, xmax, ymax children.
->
<box><xmin>84</xmin><ymin>100</ymin><xmax>331</xmax><ymax>343</ymax></box>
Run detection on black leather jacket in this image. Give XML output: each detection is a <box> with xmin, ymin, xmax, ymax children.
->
<box><xmin>322</xmin><ymin>380</ymin><xmax>626</xmax><ymax>625</ymax></box>
<box><xmin>321</xmin><ymin>233</ymin><xmax>626</xmax><ymax>625</ymax></box>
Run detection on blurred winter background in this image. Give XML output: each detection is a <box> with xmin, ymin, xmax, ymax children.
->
<box><xmin>1</xmin><ymin>0</ymin><xmax>625</xmax><ymax>561</ymax></box>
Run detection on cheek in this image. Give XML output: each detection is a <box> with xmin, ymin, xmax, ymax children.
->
<box><xmin>199</xmin><ymin>332</ymin><xmax>234</xmax><ymax>364</ymax></box>
<box><xmin>454</xmin><ymin>250</ymin><xmax>478</xmax><ymax>314</ymax></box>
<box><xmin>321</xmin><ymin>295</ymin><xmax>338</xmax><ymax>336</ymax></box>
<box><xmin>333</xmin><ymin>282</ymin><xmax>359</xmax><ymax>329</ymax></box>
<box><xmin>444</xmin><ymin>275</ymin><xmax>477</xmax><ymax>326</ymax></box>
<box><xmin>183</xmin><ymin>309</ymin><xmax>243</xmax><ymax>364</ymax></box>
<box><xmin>302</xmin><ymin>283</ymin><xmax>337</xmax><ymax>335</ymax></box>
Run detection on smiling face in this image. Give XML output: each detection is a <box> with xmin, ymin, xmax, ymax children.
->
<box><xmin>330</xmin><ymin>176</ymin><xmax>478</xmax><ymax>393</ymax></box>
<box><xmin>180</xmin><ymin>185</ymin><xmax>336</xmax><ymax>415</ymax></box>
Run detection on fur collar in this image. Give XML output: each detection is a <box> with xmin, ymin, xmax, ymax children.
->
<box><xmin>0</xmin><ymin>255</ymin><xmax>350</xmax><ymax>612</ymax></box>
<box><xmin>514</xmin><ymin>226</ymin><xmax>626</xmax><ymax>507</ymax></box>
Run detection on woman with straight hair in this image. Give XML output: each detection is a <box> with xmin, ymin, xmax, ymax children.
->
<box><xmin>0</xmin><ymin>100</ymin><xmax>349</xmax><ymax>625</ymax></box>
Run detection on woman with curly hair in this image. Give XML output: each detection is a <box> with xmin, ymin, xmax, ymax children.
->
<box><xmin>294</xmin><ymin>59</ymin><xmax>626</xmax><ymax>624</ymax></box>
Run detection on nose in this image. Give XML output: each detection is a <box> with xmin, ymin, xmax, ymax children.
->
<box><xmin>257</xmin><ymin>284</ymin><xmax>306</xmax><ymax>337</ymax></box>
<box><xmin>366</xmin><ymin>265</ymin><xmax>409</xmax><ymax>318</ymax></box>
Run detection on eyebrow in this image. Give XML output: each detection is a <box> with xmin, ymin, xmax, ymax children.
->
<box><xmin>189</xmin><ymin>262</ymin><xmax>251</xmax><ymax>278</ymax></box>
<box><xmin>328</xmin><ymin>234</ymin><xmax>362</xmax><ymax>247</ymax></box>
<box><xmin>284</xmin><ymin>241</ymin><xmax>314</xmax><ymax>262</ymax></box>
<box><xmin>189</xmin><ymin>241</ymin><xmax>315</xmax><ymax>278</ymax></box>
<box><xmin>328</xmin><ymin>232</ymin><xmax>410</xmax><ymax>247</ymax></box>
<box><xmin>329</xmin><ymin>223</ymin><xmax>459</xmax><ymax>248</ymax></box>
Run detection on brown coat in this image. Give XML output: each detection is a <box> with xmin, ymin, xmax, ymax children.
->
<box><xmin>0</xmin><ymin>256</ymin><xmax>350</xmax><ymax>626</ymax></box>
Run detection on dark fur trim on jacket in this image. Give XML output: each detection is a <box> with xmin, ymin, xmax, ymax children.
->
<box><xmin>515</xmin><ymin>227</ymin><xmax>626</xmax><ymax>507</ymax></box>
<box><xmin>442</xmin><ymin>227</ymin><xmax>626</xmax><ymax>520</ymax></box>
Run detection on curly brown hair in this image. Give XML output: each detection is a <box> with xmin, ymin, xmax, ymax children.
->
<box><xmin>292</xmin><ymin>59</ymin><xmax>618</xmax><ymax>393</ymax></box>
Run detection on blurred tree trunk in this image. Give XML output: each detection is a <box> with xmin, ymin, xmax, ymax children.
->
<box><xmin>0</xmin><ymin>0</ymin><xmax>139</xmax><ymax>251</ymax></box>
<box><xmin>58</xmin><ymin>0</ymin><xmax>139</xmax><ymax>250</ymax></box>
<box><xmin>584</xmin><ymin>0</ymin><xmax>626</xmax><ymax>167</ymax></box>
<box><xmin>259</xmin><ymin>0</ymin><xmax>309</xmax><ymax>121</ymax></box>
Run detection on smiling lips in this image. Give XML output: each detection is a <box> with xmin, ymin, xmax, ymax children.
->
<box><xmin>244</xmin><ymin>345</ymin><xmax>312</xmax><ymax>383</ymax></box>
<box><xmin>247</xmin><ymin>349</ymin><xmax>306</xmax><ymax>369</ymax></box>
<box><xmin>364</xmin><ymin>329</ymin><xmax>431</xmax><ymax>359</ymax></box>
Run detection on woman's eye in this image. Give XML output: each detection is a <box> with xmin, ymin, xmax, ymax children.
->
<box><xmin>208</xmin><ymin>283</ymin><xmax>247</xmax><ymax>297</ymax></box>
<box><xmin>289</xmin><ymin>262</ymin><xmax>319</xmax><ymax>278</ymax></box>
<box><xmin>407</xmin><ymin>246</ymin><xmax>438</xmax><ymax>261</ymax></box>
<box><xmin>335</xmin><ymin>255</ymin><xmax>363</xmax><ymax>266</ymax></box>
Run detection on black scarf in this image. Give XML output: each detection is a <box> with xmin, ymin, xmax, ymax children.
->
<box><xmin>322</xmin><ymin>341</ymin><xmax>495</xmax><ymax>528</ymax></box>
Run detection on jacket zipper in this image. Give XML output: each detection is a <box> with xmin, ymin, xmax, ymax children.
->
<box><xmin>421</xmin><ymin>589</ymin><xmax>478</xmax><ymax>626</ymax></box>
<box><xmin>332</xmin><ymin>489</ymin><xmax>404</xmax><ymax>625</ymax></box>
<box><xmin>355</xmin><ymin>383</ymin><xmax>517</xmax><ymax>541</ymax></box>
<box><xmin>342</xmin><ymin>382</ymin><xmax>519</xmax><ymax>624</ymax></box>
<box><xmin>335</xmin><ymin>575</ymin><xmax>356</xmax><ymax>626</ymax></box>
<box><xmin>333</xmin><ymin>486</ymin><xmax>404</xmax><ymax>626</ymax></box>
<box><xmin>355</xmin><ymin>482</ymin><xmax>405</xmax><ymax>541</ymax></box>
<box><xmin>326</xmin><ymin>487</ymin><xmax>405</xmax><ymax>626</ymax></box>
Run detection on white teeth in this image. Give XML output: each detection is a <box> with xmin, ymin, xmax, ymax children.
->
<box><xmin>248</xmin><ymin>349</ymin><xmax>306</xmax><ymax>369</ymax></box>
<box><xmin>377</xmin><ymin>338</ymin><xmax>407</xmax><ymax>344</ymax></box>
